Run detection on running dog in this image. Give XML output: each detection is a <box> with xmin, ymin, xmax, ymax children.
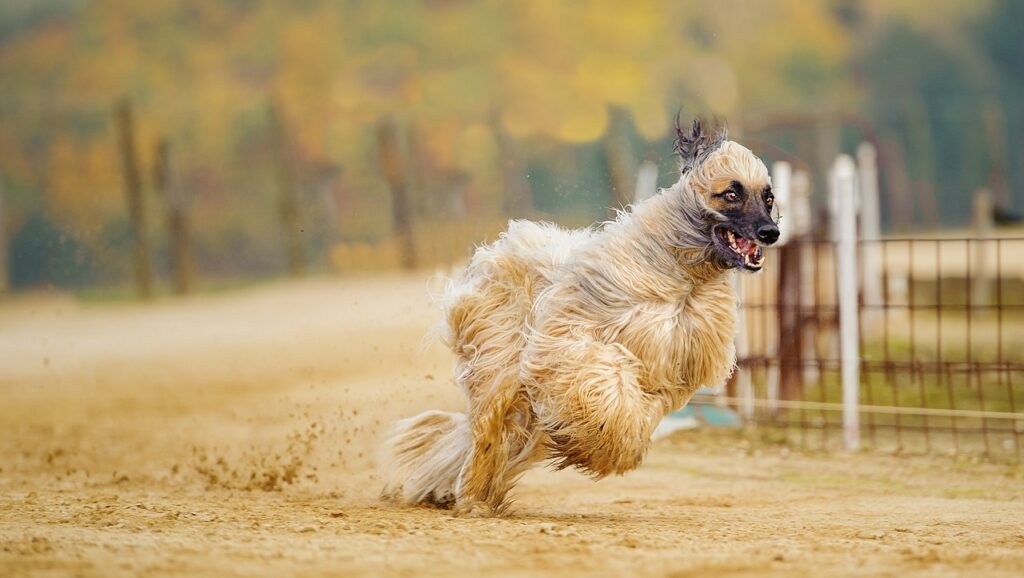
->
<box><xmin>384</xmin><ymin>118</ymin><xmax>779</xmax><ymax>514</ymax></box>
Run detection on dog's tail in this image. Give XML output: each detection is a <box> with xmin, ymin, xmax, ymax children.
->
<box><xmin>382</xmin><ymin>410</ymin><xmax>471</xmax><ymax>507</ymax></box>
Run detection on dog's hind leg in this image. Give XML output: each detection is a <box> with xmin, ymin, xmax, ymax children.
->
<box><xmin>439</xmin><ymin>247</ymin><xmax>549</xmax><ymax>514</ymax></box>
<box><xmin>455</xmin><ymin>370</ymin><xmax>546</xmax><ymax>515</ymax></box>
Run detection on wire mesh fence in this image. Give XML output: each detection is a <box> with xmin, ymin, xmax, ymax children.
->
<box><xmin>729</xmin><ymin>236</ymin><xmax>1024</xmax><ymax>459</ymax></box>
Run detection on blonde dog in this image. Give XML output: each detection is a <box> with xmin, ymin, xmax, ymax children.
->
<box><xmin>384</xmin><ymin>119</ymin><xmax>779</xmax><ymax>514</ymax></box>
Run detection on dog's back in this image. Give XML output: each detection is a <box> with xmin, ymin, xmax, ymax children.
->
<box><xmin>441</xmin><ymin>219</ymin><xmax>592</xmax><ymax>394</ymax></box>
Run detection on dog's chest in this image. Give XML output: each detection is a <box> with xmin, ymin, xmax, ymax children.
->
<box><xmin>619</xmin><ymin>281</ymin><xmax>738</xmax><ymax>395</ymax></box>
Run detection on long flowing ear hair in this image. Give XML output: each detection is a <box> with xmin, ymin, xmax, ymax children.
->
<box><xmin>666</xmin><ymin>114</ymin><xmax>731</xmax><ymax>266</ymax></box>
<box><xmin>673</xmin><ymin>114</ymin><xmax>728</xmax><ymax>174</ymax></box>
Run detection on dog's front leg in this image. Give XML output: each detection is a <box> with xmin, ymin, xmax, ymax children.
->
<box><xmin>525</xmin><ymin>336</ymin><xmax>663</xmax><ymax>478</ymax></box>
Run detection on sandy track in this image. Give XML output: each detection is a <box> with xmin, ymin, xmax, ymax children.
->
<box><xmin>1</xmin><ymin>274</ymin><xmax>1022</xmax><ymax>577</ymax></box>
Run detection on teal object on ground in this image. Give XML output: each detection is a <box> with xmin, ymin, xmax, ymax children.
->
<box><xmin>691</xmin><ymin>403</ymin><xmax>742</xmax><ymax>427</ymax></box>
<box><xmin>664</xmin><ymin>393</ymin><xmax>742</xmax><ymax>428</ymax></box>
<box><xmin>653</xmin><ymin>395</ymin><xmax>742</xmax><ymax>439</ymax></box>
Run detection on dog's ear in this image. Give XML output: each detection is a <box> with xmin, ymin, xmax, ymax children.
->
<box><xmin>674</xmin><ymin>115</ymin><xmax>727</xmax><ymax>174</ymax></box>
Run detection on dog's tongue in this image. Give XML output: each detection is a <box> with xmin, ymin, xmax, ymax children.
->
<box><xmin>736</xmin><ymin>237</ymin><xmax>757</xmax><ymax>255</ymax></box>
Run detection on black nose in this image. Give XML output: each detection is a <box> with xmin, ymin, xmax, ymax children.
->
<box><xmin>757</xmin><ymin>224</ymin><xmax>780</xmax><ymax>245</ymax></box>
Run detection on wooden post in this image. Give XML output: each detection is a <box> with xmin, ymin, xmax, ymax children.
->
<box><xmin>972</xmin><ymin>188</ymin><xmax>994</xmax><ymax>309</ymax></box>
<box><xmin>832</xmin><ymin>155</ymin><xmax>860</xmax><ymax>452</ymax></box>
<box><xmin>773</xmin><ymin>162</ymin><xmax>803</xmax><ymax>403</ymax></box>
<box><xmin>153</xmin><ymin>139</ymin><xmax>192</xmax><ymax>295</ymax></box>
<box><xmin>115</xmin><ymin>98</ymin><xmax>153</xmax><ymax>299</ymax></box>
<box><xmin>377</xmin><ymin>117</ymin><xmax>416</xmax><ymax>270</ymax></box>
<box><xmin>268</xmin><ymin>102</ymin><xmax>305</xmax><ymax>276</ymax></box>
<box><xmin>633</xmin><ymin>158</ymin><xmax>659</xmax><ymax>204</ymax></box>
<box><xmin>604</xmin><ymin>106</ymin><xmax>637</xmax><ymax>217</ymax></box>
<box><xmin>733</xmin><ymin>272</ymin><xmax>754</xmax><ymax>420</ymax></box>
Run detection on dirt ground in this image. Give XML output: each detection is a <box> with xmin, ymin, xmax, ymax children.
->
<box><xmin>1</xmin><ymin>274</ymin><xmax>1022</xmax><ymax>578</ymax></box>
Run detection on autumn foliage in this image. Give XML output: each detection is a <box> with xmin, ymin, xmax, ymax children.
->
<box><xmin>0</xmin><ymin>0</ymin><xmax>1019</xmax><ymax>290</ymax></box>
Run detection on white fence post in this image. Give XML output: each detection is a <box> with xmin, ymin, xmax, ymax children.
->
<box><xmin>832</xmin><ymin>155</ymin><xmax>861</xmax><ymax>452</ymax></box>
<box><xmin>772</xmin><ymin>161</ymin><xmax>792</xmax><ymax>244</ymax></box>
<box><xmin>972</xmin><ymin>188</ymin><xmax>994</xmax><ymax>309</ymax></box>
<box><xmin>790</xmin><ymin>170</ymin><xmax>813</xmax><ymax>241</ymax></box>
<box><xmin>857</xmin><ymin>143</ymin><xmax>883</xmax><ymax>325</ymax></box>
<box><xmin>633</xmin><ymin>159</ymin><xmax>659</xmax><ymax>204</ymax></box>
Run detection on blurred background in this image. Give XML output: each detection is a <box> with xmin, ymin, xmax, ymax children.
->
<box><xmin>1</xmin><ymin>5</ymin><xmax>1024</xmax><ymax>573</ymax></box>
<box><xmin>1</xmin><ymin>0</ymin><xmax>1022</xmax><ymax>294</ymax></box>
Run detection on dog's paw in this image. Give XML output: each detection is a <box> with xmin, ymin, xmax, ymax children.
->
<box><xmin>453</xmin><ymin>500</ymin><xmax>494</xmax><ymax>518</ymax></box>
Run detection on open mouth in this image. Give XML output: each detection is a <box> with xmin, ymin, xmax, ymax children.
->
<box><xmin>716</xmin><ymin>228</ymin><xmax>765</xmax><ymax>271</ymax></box>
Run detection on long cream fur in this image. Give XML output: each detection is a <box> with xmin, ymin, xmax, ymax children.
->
<box><xmin>383</xmin><ymin>139</ymin><xmax>770</xmax><ymax>514</ymax></box>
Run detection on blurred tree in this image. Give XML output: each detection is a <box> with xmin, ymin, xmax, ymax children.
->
<box><xmin>862</xmin><ymin>17</ymin><xmax>999</xmax><ymax>227</ymax></box>
<box><xmin>1</xmin><ymin>0</ymin><xmax>1022</xmax><ymax>291</ymax></box>
<box><xmin>153</xmin><ymin>138</ymin><xmax>193</xmax><ymax>294</ymax></box>
<box><xmin>114</xmin><ymin>98</ymin><xmax>153</xmax><ymax>299</ymax></box>
<box><xmin>976</xmin><ymin>0</ymin><xmax>1024</xmax><ymax>208</ymax></box>
<box><xmin>267</xmin><ymin>100</ymin><xmax>306</xmax><ymax>276</ymax></box>
<box><xmin>377</xmin><ymin>117</ymin><xmax>416</xmax><ymax>269</ymax></box>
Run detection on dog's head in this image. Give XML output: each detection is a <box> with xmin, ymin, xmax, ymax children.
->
<box><xmin>675</xmin><ymin>118</ymin><xmax>779</xmax><ymax>272</ymax></box>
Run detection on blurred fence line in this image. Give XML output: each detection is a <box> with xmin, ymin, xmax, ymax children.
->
<box><xmin>725</xmin><ymin>145</ymin><xmax>1024</xmax><ymax>459</ymax></box>
<box><xmin>7</xmin><ymin>90</ymin><xmax>1018</xmax><ymax>298</ymax></box>
<box><xmin>0</xmin><ymin>94</ymin><xmax>625</xmax><ymax>295</ymax></box>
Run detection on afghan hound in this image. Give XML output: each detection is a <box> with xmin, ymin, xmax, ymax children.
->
<box><xmin>383</xmin><ymin>118</ymin><xmax>780</xmax><ymax>514</ymax></box>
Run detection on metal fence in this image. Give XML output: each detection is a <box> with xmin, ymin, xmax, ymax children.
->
<box><xmin>728</xmin><ymin>236</ymin><xmax>1024</xmax><ymax>459</ymax></box>
<box><xmin>720</xmin><ymin>150</ymin><xmax>1024</xmax><ymax>459</ymax></box>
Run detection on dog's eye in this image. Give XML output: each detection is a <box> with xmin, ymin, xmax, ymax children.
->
<box><xmin>723</xmin><ymin>191</ymin><xmax>738</xmax><ymax>202</ymax></box>
<box><xmin>765</xmin><ymin>194</ymin><xmax>774</xmax><ymax>206</ymax></box>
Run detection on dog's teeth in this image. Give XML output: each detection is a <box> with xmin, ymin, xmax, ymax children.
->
<box><xmin>751</xmin><ymin>247</ymin><xmax>765</xmax><ymax>266</ymax></box>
